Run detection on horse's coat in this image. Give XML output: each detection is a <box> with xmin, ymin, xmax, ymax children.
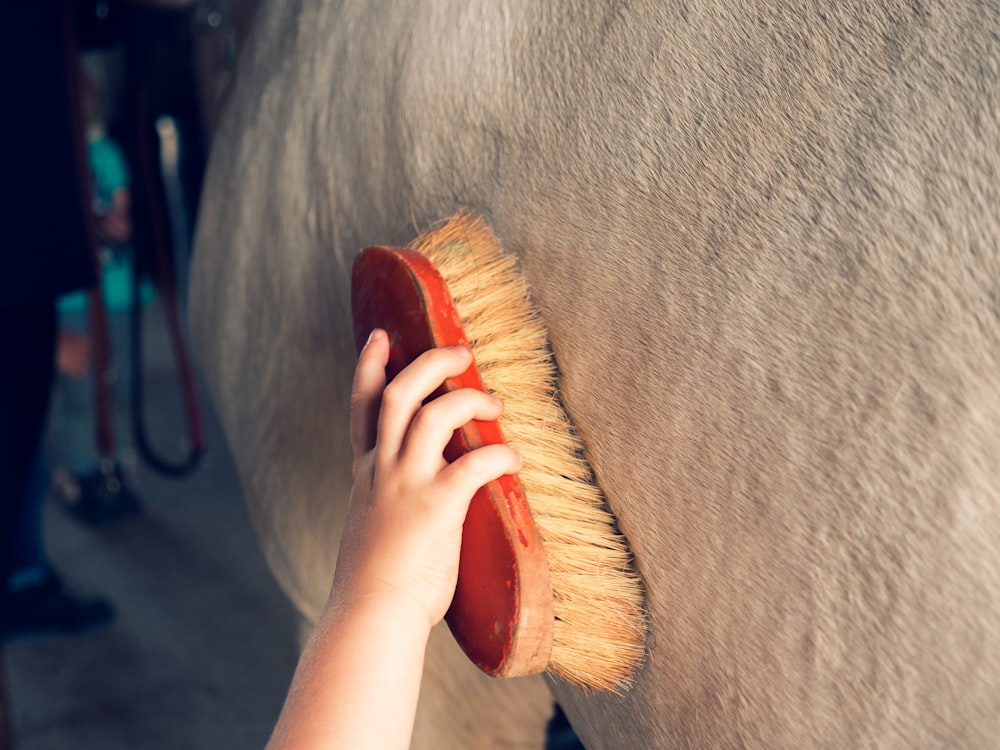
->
<box><xmin>191</xmin><ymin>2</ymin><xmax>1000</xmax><ymax>747</ymax></box>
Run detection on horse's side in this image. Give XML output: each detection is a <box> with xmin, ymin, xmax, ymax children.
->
<box><xmin>191</xmin><ymin>2</ymin><xmax>1000</xmax><ymax>747</ymax></box>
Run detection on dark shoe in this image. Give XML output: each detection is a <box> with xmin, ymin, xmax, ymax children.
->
<box><xmin>0</xmin><ymin>571</ymin><xmax>114</xmax><ymax>643</ymax></box>
<box><xmin>61</xmin><ymin>463</ymin><xmax>141</xmax><ymax>526</ymax></box>
<box><xmin>546</xmin><ymin>705</ymin><xmax>585</xmax><ymax>750</ymax></box>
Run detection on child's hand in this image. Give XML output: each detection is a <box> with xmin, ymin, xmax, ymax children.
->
<box><xmin>329</xmin><ymin>328</ymin><xmax>523</xmax><ymax>632</ymax></box>
<box><xmin>267</xmin><ymin>329</ymin><xmax>521</xmax><ymax>750</ymax></box>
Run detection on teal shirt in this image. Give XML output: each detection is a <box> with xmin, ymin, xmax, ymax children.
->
<box><xmin>59</xmin><ymin>134</ymin><xmax>152</xmax><ymax>315</ymax></box>
<box><xmin>87</xmin><ymin>134</ymin><xmax>130</xmax><ymax>212</ymax></box>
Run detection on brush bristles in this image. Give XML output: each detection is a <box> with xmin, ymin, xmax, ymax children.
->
<box><xmin>410</xmin><ymin>213</ymin><xmax>646</xmax><ymax>692</ymax></box>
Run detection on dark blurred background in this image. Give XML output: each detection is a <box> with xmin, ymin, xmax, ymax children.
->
<box><xmin>1</xmin><ymin>2</ymin><xmax>302</xmax><ymax>748</ymax></box>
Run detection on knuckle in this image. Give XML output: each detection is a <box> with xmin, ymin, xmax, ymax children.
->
<box><xmin>409</xmin><ymin>404</ymin><xmax>437</xmax><ymax>432</ymax></box>
<box><xmin>380</xmin><ymin>380</ymin><xmax>407</xmax><ymax>409</ymax></box>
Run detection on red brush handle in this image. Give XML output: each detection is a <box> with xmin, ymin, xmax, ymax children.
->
<box><xmin>351</xmin><ymin>246</ymin><xmax>553</xmax><ymax>677</ymax></box>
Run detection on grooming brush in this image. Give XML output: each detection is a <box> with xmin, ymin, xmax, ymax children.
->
<box><xmin>352</xmin><ymin>245</ymin><xmax>554</xmax><ymax>678</ymax></box>
<box><xmin>351</xmin><ymin>213</ymin><xmax>645</xmax><ymax>691</ymax></box>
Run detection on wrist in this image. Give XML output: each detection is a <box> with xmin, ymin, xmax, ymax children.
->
<box><xmin>324</xmin><ymin>581</ymin><xmax>437</xmax><ymax>639</ymax></box>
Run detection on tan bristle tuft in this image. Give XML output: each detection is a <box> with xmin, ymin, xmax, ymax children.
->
<box><xmin>410</xmin><ymin>212</ymin><xmax>647</xmax><ymax>692</ymax></box>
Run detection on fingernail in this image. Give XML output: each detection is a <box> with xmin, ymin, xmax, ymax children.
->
<box><xmin>365</xmin><ymin>328</ymin><xmax>384</xmax><ymax>347</ymax></box>
<box><xmin>447</xmin><ymin>344</ymin><xmax>472</xmax><ymax>358</ymax></box>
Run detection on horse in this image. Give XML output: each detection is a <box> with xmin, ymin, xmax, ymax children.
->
<box><xmin>190</xmin><ymin>2</ymin><xmax>1000</xmax><ymax>746</ymax></box>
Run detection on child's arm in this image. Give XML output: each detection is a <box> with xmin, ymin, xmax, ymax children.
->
<box><xmin>266</xmin><ymin>329</ymin><xmax>523</xmax><ymax>750</ymax></box>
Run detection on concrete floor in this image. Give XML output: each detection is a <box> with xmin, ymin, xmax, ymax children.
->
<box><xmin>2</xmin><ymin>302</ymin><xmax>301</xmax><ymax>749</ymax></box>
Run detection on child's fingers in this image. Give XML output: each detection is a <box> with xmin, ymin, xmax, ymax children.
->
<box><xmin>399</xmin><ymin>388</ymin><xmax>504</xmax><ymax>468</ymax></box>
<box><xmin>376</xmin><ymin>346</ymin><xmax>473</xmax><ymax>457</ymax></box>
<box><xmin>435</xmin><ymin>444</ymin><xmax>524</xmax><ymax>514</ymax></box>
<box><xmin>350</xmin><ymin>329</ymin><xmax>390</xmax><ymax>458</ymax></box>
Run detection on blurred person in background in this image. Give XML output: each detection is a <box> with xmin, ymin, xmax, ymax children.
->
<box><xmin>48</xmin><ymin>61</ymin><xmax>150</xmax><ymax>525</ymax></box>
